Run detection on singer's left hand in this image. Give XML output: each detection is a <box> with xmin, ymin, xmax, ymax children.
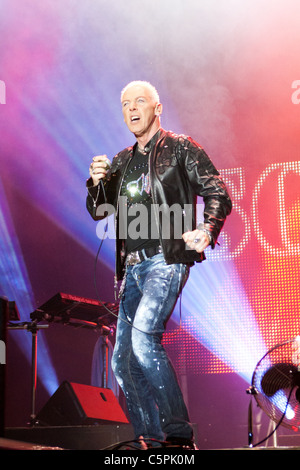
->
<box><xmin>182</xmin><ymin>229</ymin><xmax>210</xmax><ymax>253</ymax></box>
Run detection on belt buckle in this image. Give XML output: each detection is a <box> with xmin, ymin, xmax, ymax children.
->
<box><xmin>126</xmin><ymin>251</ymin><xmax>141</xmax><ymax>266</ymax></box>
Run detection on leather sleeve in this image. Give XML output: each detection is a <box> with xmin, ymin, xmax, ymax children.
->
<box><xmin>177</xmin><ymin>136</ymin><xmax>232</xmax><ymax>246</ymax></box>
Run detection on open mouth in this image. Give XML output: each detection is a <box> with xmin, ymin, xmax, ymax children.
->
<box><xmin>130</xmin><ymin>115</ymin><xmax>140</xmax><ymax>122</ymax></box>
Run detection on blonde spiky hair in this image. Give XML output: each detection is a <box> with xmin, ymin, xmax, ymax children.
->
<box><xmin>121</xmin><ymin>81</ymin><xmax>160</xmax><ymax>103</ymax></box>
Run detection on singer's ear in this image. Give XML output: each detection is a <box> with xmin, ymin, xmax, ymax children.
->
<box><xmin>155</xmin><ymin>103</ymin><xmax>163</xmax><ymax>116</ymax></box>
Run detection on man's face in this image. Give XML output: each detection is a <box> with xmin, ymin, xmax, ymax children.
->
<box><xmin>121</xmin><ymin>85</ymin><xmax>161</xmax><ymax>138</ymax></box>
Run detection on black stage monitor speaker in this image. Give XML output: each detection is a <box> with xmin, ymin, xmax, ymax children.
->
<box><xmin>37</xmin><ymin>381</ymin><xmax>129</xmax><ymax>426</ymax></box>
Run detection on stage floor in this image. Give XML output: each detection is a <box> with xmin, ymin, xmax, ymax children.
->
<box><xmin>3</xmin><ymin>425</ymin><xmax>300</xmax><ymax>451</ymax></box>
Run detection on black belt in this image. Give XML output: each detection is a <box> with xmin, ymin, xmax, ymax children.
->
<box><xmin>126</xmin><ymin>245</ymin><xmax>162</xmax><ymax>266</ymax></box>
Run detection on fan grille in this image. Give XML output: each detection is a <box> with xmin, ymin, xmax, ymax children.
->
<box><xmin>252</xmin><ymin>337</ymin><xmax>300</xmax><ymax>430</ymax></box>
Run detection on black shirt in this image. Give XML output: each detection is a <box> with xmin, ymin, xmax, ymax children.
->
<box><xmin>120</xmin><ymin>147</ymin><xmax>159</xmax><ymax>253</ymax></box>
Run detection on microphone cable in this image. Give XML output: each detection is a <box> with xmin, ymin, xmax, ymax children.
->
<box><xmin>92</xmin><ymin>179</ymin><xmax>185</xmax><ymax>337</ymax></box>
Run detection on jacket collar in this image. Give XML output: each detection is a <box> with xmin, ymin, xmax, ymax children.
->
<box><xmin>132</xmin><ymin>128</ymin><xmax>164</xmax><ymax>155</ymax></box>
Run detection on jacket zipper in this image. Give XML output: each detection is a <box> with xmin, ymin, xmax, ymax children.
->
<box><xmin>148</xmin><ymin>148</ymin><xmax>163</xmax><ymax>251</ymax></box>
<box><xmin>114</xmin><ymin>152</ymin><xmax>133</xmax><ymax>299</ymax></box>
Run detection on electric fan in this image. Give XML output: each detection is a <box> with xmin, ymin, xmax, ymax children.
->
<box><xmin>249</xmin><ymin>336</ymin><xmax>300</xmax><ymax>443</ymax></box>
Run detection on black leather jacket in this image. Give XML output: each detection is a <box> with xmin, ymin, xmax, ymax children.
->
<box><xmin>86</xmin><ymin>128</ymin><xmax>232</xmax><ymax>280</ymax></box>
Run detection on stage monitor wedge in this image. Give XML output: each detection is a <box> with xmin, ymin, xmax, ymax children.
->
<box><xmin>36</xmin><ymin>381</ymin><xmax>128</xmax><ymax>426</ymax></box>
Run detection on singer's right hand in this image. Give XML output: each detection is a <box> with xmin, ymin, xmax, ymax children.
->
<box><xmin>89</xmin><ymin>155</ymin><xmax>111</xmax><ymax>186</ymax></box>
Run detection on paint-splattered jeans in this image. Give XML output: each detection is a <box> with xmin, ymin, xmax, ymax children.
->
<box><xmin>111</xmin><ymin>252</ymin><xmax>193</xmax><ymax>441</ymax></box>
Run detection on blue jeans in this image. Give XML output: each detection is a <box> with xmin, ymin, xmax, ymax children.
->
<box><xmin>111</xmin><ymin>252</ymin><xmax>193</xmax><ymax>441</ymax></box>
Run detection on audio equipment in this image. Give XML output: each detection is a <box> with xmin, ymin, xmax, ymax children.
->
<box><xmin>36</xmin><ymin>381</ymin><xmax>128</xmax><ymax>426</ymax></box>
<box><xmin>31</xmin><ymin>293</ymin><xmax>118</xmax><ymax>330</ymax></box>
